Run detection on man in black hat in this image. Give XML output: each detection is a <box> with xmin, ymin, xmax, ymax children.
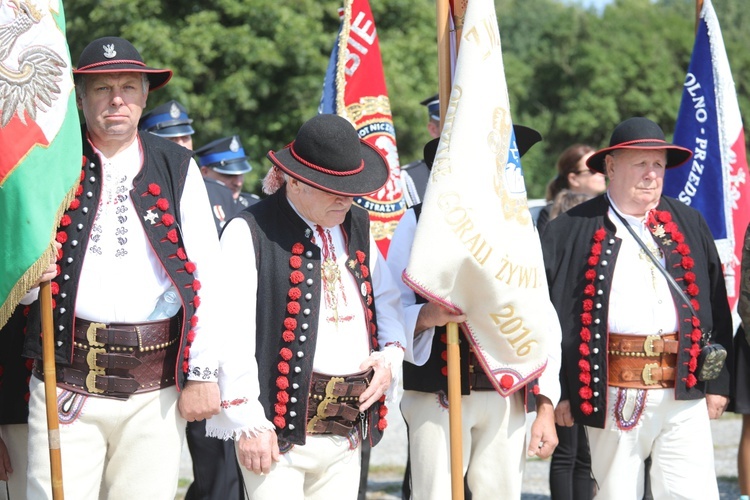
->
<box><xmin>195</xmin><ymin>135</ymin><xmax>257</xmax><ymax>232</ymax></box>
<box><xmin>542</xmin><ymin>117</ymin><xmax>733</xmax><ymax>499</ymax></box>
<box><xmin>388</xmin><ymin>124</ymin><xmax>559</xmax><ymax>499</ymax></box>
<box><xmin>22</xmin><ymin>36</ymin><xmax>226</xmax><ymax>499</ymax></box>
<box><xmin>139</xmin><ymin>99</ymin><xmax>196</xmax><ymax>150</ymax></box>
<box><xmin>399</xmin><ymin>94</ymin><xmax>441</xmax><ymax>208</ymax></box>
<box><xmin>208</xmin><ymin>113</ymin><xmax>406</xmax><ymax>499</ymax></box>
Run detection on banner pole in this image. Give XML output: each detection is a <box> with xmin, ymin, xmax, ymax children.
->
<box><xmin>695</xmin><ymin>0</ymin><xmax>704</xmax><ymax>34</ymax></box>
<box><xmin>40</xmin><ymin>281</ymin><xmax>64</xmax><ymax>499</ymax></box>
<box><xmin>446</xmin><ymin>322</ymin><xmax>464</xmax><ymax>500</ymax></box>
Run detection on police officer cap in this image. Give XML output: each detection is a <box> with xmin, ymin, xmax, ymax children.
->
<box><xmin>139</xmin><ymin>100</ymin><xmax>195</xmax><ymax>138</ymax></box>
<box><xmin>420</xmin><ymin>93</ymin><xmax>439</xmax><ymax>121</ymax></box>
<box><xmin>194</xmin><ymin>135</ymin><xmax>252</xmax><ymax>175</ymax></box>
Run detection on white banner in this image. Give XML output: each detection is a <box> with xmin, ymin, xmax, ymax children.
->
<box><xmin>404</xmin><ymin>0</ymin><xmax>559</xmax><ymax>396</ymax></box>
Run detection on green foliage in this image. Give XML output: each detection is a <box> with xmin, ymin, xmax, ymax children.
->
<box><xmin>63</xmin><ymin>0</ymin><xmax>750</xmax><ymax>198</ymax></box>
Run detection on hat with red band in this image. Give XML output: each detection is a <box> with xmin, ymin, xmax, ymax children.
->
<box><xmin>73</xmin><ymin>37</ymin><xmax>172</xmax><ymax>92</ymax></box>
<box><xmin>586</xmin><ymin>117</ymin><xmax>692</xmax><ymax>173</ymax></box>
<box><xmin>267</xmin><ymin>114</ymin><xmax>389</xmax><ymax>197</ymax></box>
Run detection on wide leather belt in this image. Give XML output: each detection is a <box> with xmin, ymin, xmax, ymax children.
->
<box><xmin>469</xmin><ymin>352</ymin><xmax>495</xmax><ymax>391</ymax></box>
<box><xmin>306</xmin><ymin>369</ymin><xmax>372</xmax><ymax>437</ymax></box>
<box><xmin>34</xmin><ymin>316</ymin><xmax>180</xmax><ymax>399</ymax></box>
<box><xmin>608</xmin><ymin>333</ymin><xmax>678</xmax><ymax>389</ymax></box>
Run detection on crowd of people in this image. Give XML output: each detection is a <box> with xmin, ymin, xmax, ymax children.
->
<box><xmin>0</xmin><ymin>34</ymin><xmax>746</xmax><ymax>500</ymax></box>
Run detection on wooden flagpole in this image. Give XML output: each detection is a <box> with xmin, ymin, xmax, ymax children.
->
<box><xmin>436</xmin><ymin>1</ymin><xmax>466</xmax><ymax>498</ymax></box>
<box><xmin>40</xmin><ymin>281</ymin><xmax>64</xmax><ymax>499</ymax></box>
<box><xmin>695</xmin><ymin>0</ymin><xmax>704</xmax><ymax>34</ymax></box>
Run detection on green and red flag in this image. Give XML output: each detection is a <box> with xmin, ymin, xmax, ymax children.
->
<box><xmin>0</xmin><ymin>0</ymin><xmax>81</xmax><ymax>328</ymax></box>
<box><xmin>320</xmin><ymin>0</ymin><xmax>405</xmax><ymax>257</ymax></box>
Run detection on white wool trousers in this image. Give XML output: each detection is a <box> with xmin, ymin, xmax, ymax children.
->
<box><xmin>238</xmin><ymin>433</ymin><xmax>361</xmax><ymax>500</ymax></box>
<box><xmin>401</xmin><ymin>389</ymin><xmax>526</xmax><ymax>500</ymax></box>
<box><xmin>26</xmin><ymin>377</ymin><xmax>185</xmax><ymax>500</ymax></box>
<box><xmin>587</xmin><ymin>386</ymin><xmax>719</xmax><ymax>500</ymax></box>
<box><xmin>0</xmin><ymin>424</ymin><xmax>28</xmax><ymax>500</ymax></box>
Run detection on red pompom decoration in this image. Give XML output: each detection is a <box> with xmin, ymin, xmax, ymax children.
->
<box><xmin>578</xmin><ymin>343</ymin><xmax>590</xmax><ymax>356</ymax></box>
<box><xmin>291</xmin><ymin>243</ymin><xmax>304</xmax><ymax>255</ymax></box>
<box><xmin>356</xmin><ymin>250</ymin><xmax>366</xmax><ymax>263</ymax></box>
<box><xmin>56</xmin><ymin>231</ymin><xmax>68</xmax><ymax>244</ymax></box>
<box><xmin>579</xmin><ymin>386</ymin><xmax>593</xmax><ymax>399</ymax></box>
<box><xmin>282</xmin><ymin>330</ymin><xmax>295</xmax><ymax>342</ymax></box>
<box><xmin>289</xmin><ymin>256</ymin><xmax>302</xmax><ymax>269</ymax></box>
<box><xmin>273</xmin><ymin>416</ymin><xmax>286</xmax><ymax>428</ymax></box>
<box><xmin>276</xmin><ymin>376</ymin><xmax>289</xmax><ymax>390</ymax></box>
<box><xmin>69</xmin><ymin>199</ymin><xmax>80</xmax><ymax>210</ymax></box>
<box><xmin>593</xmin><ymin>229</ymin><xmax>606</xmax><ymax>242</ymax></box>
<box><xmin>377</xmin><ymin>419</ymin><xmax>387</xmax><ymax>431</ymax></box>
<box><xmin>290</xmin><ymin>271</ymin><xmax>304</xmax><ymax>285</ymax></box>
<box><xmin>277</xmin><ymin>362</ymin><xmax>290</xmax><ymax>374</ymax></box>
<box><xmin>280</xmin><ymin>348</ymin><xmax>293</xmax><ymax>361</ymax></box>
<box><xmin>177</xmin><ymin>248</ymin><xmax>187</xmax><ymax>260</ymax></box>
<box><xmin>686</xmin><ymin>283</ymin><xmax>699</xmax><ymax>297</ymax></box>
<box><xmin>360</xmin><ymin>265</ymin><xmax>370</xmax><ymax>278</ymax></box>
<box><xmin>162</xmin><ymin>213</ymin><xmax>175</xmax><ymax>226</ymax></box>
<box><xmin>579</xmin><ymin>372</ymin><xmax>591</xmax><ymax>385</ymax></box>
<box><xmin>584</xmin><ymin>284</ymin><xmax>596</xmax><ymax>297</ymax></box>
<box><xmin>686</xmin><ymin>374</ymin><xmax>697</xmax><ymax>388</ymax></box>
<box><xmin>192</xmin><ymin>280</ymin><xmax>202</xmax><ymax>292</ymax></box>
<box><xmin>167</xmin><ymin>229</ymin><xmax>179</xmax><ymax>243</ymax></box>
<box><xmin>657</xmin><ymin>211</ymin><xmax>672</xmax><ymax>223</ymax></box>
<box><xmin>585</xmin><ymin>269</ymin><xmax>596</xmax><ymax>281</ymax></box>
<box><xmin>590</xmin><ymin>243</ymin><xmax>602</xmax><ymax>256</ymax></box>
<box><xmin>60</xmin><ymin>215</ymin><xmax>72</xmax><ymax>227</ymax></box>
<box><xmin>287</xmin><ymin>302</ymin><xmax>300</xmax><ymax>315</ymax></box>
<box><xmin>274</xmin><ymin>403</ymin><xmax>287</xmax><ymax>416</ymax></box>
<box><xmin>587</xmin><ymin>255</ymin><xmax>599</xmax><ymax>267</ymax></box>
<box><xmin>277</xmin><ymin>391</ymin><xmax>290</xmax><ymax>403</ymax></box>
<box><xmin>284</xmin><ymin>318</ymin><xmax>297</xmax><ymax>330</ymax></box>
<box><xmin>288</xmin><ymin>287</ymin><xmax>301</xmax><ymax>300</ymax></box>
<box><xmin>148</xmin><ymin>184</ymin><xmax>161</xmax><ymax>196</ymax></box>
<box><xmin>580</xmin><ymin>327</ymin><xmax>591</xmax><ymax>342</ymax></box>
<box><xmin>500</xmin><ymin>374</ymin><xmax>514</xmax><ymax>389</ymax></box>
<box><xmin>580</xmin><ymin>313</ymin><xmax>592</xmax><ymax>326</ymax></box>
<box><xmin>185</xmin><ymin>262</ymin><xmax>197</xmax><ymax>273</ymax></box>
<box><xmin>580</xmin><ymin>402</ymin><xmax>593</xmax><ymax>415</ymax></box>
<box><xmin>578</xmin><ymin>359</ymin><xmax>591</xmax><ymax>372</ymax></box>
<box><xmin>582</xmin><ymin>299</ymin><xmax>593</xmax><ymax>312</ymax></box>
<box><xmin>156</xmin><ymin>198</ymin><xmax>169</xmax><ymax>211</ymax></box>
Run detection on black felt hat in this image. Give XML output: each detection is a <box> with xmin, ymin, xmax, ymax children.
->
<box><xmin>73</xmin><ymin>37</ymin><xmax>172</xmax><ymax>92</ymax></box>
<box><xmin>139</xmin><ymin>100</ymin><xmax>195</xmax><ymax>137</ymax></box>
<box><xmin>267</xmin><ymin>114</ymin><xmax>389</xmax><ymax>197</ymax></box>
<box><xmin>586</xmin><ymin>117</ymin><xmax>692</xmax><ymax>173</ymax></box>
<box><xmin>422</xmin><ymin>124</ymin><xmax>542</xmax><ymax>169</ymax></box>
<box><xmin>195</xmin><ymin>135</ymin><xmax>252</xmax><ymax>175</ymax></box>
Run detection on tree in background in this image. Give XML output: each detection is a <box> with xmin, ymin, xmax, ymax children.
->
<box><xmin>64</xmin><ymin>0</ymin><xmax>748</xmax><ymax>199</ymax></box>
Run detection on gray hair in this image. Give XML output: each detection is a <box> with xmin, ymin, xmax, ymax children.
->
<box><xmin>74</xmin><ymin>73</ymin><xmax>150</xmax><ymax>98</ymax></box>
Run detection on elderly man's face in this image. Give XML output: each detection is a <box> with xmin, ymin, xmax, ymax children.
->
<box><xmin>605</xmin><ymin>148</ymin><xmax>667</xmax><ymax>216</ymax></box>
<box><xmin>78</xmin><ymin>72</ymin><xmax>147</xmax><ymax>148</ymax></box>
<box><xmin>286</xmin><ymin>177</ymin><xmax>353</xmax><ymax>228</ymax></box>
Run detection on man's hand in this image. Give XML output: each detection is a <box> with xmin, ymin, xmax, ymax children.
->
<box><xmin>0</xmin><ymin>436</ymin><xmax>11</xmax><ymax>481</ymax></box>
<box><xmin>706</xmin><ymin>394</ymin><xmax>729</xmax><ymax>420</ymax></box>
<box><xmin>358</xmin><ymin>353</ymin><xmax>392</xmax><ymax>412</ymax></box>
<box><xmin>554</xmin><ymin>399</ymin><xmax>575</xmax><ymax>427</ymax></box>
<box><xmin>527</xmin><ymin>395</ymin><xmax>558</xmax><ymax>459</ymax></box>
<box><xmin>238</xmin><ymin>430</ymin><xmax>280</xmax><ymax>475</ymax></box>
<box><xmin>30</xmin><ymin>241</ymin><xmax>62</xmax><ymax>289</ymax></box>
<box><xmin>178</xmin><ymin>380</ymin><xmax>220</xmax><ymax>421</ymax></box>
<box><xmin>414</xmin><ymin>302</ymin><xmax>466</xmax><ymax>334</ymax></box>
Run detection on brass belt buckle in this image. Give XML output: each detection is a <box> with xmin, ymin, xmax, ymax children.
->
<box><xmin>641</xmin><ymin>362</ymin><xmax>659</xmax><ymax>385</ymax></box>
<box><xmin>317</xmin><ymin>376</ymin><xmax>344</xmax><ymax>419</ymax></box>
<box><xmin>86</xmin><ymin>322</ymin><xmax>107</xmax><ymax>348</ymax></box>
<box><xmin>86</xmin><ymin>345</ymin><xmax>106</xmax><ymax>394</ymax></box>
<box><xmin>643</xmin><ymin>335</ymin><xmax>661</xmax><ymax>357</ymax></box>
<box><xmin>86</xmin><ymin>348</ymin><xmax>106</xmax><ymax>370</ymax></box>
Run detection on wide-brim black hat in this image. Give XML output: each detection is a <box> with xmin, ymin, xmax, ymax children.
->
<box><xmin>586</xmin><ymin>117</ymin><xmax>692</xmax><ymax>173</ymax></box>
<box><xmin>73</xmin><ymin>37</ymin><xmax>172</xmax><ymax>92</ymax></box>
<box><xmin>422</xmin><ymin>124</ymin><xmax>542</xmax><ymax>169</ymax></box>
<box><xmin>267</xmin><ymin>114</ymin><xmax>389</xmax><ymax>197</ymax></box>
